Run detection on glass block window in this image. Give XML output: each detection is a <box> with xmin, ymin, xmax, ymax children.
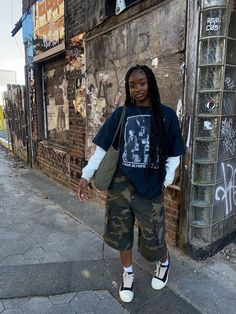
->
<box><xmin>199</xmin><ymin>38</ymin><xmax>225</xmax><ymax>65</ymax></box>
<box><xmin>190</xmin><ymin>225</ymin><xmax>211</xmax><ymax>245</ymax></box>
<box><xmin>200</xmin><ymin>9</ymin><xmax>227</xmax><ymax>37</ymax></box>
<box><xmin>190</xmin><ymin>1</ymin><xmax>236</xmax><ymax>247</ymax></box>
<box><xmin>212</xmin><ymin>201</ymin><xmax>225</xmax><ymax>223</ymax></box>
<box><xmin>190</xmin><ymin>205</ymin><xmax>213</xmax><ymax>225</ymax></box>
<box><xmin>193</xmin><ymin>162</ymin><xmax>216</xmax><ymax>184</ymax></box>
<box><xmin>202</xmin><ymin>0</ymin><xmax>227</xmax><ymax>8</ymax></box>
<box><xmin>195</xmin><ymin>117</ymin><xmax>220</xmax><ymax>138</ymax></box>
<box><xmin>224</xmin><ymin>66</ymin><xmax>236</xmax><ymax>91</ymax></box>
<box><xmin>228</xmin><ymin>11</ymin><xmax>236</xmax><ymax>38</ymax></box>
<box><xmin>193</xmin><ymin>140</ymin><xmax>218</xmax><ymax>161</ymax></box>
<box><xmin>197</xmin><ymin>92</ymin><xmax>222</xmax><ymax>115</ymax></box>
<box><xmin>198</xmin><ymin>66</ymin><xmax>224</xmax><ymax>90</ymax></box>
<box><xmin>222</xmin><ymin>92</ymin><xmax>236</xmax><ymax>115</ymax></box>
<box><xmin>226</xmin><ymin>40</ymin><xmax>236</xmax><ymax>65</ymax></box>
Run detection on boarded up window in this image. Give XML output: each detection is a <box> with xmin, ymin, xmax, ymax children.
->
<box><xmin>43</xmin><ymin>57</ymin><xmax>69</xmax><ymax>145</ymax></box>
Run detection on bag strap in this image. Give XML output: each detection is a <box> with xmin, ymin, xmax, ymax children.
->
<box><xmin>111</xmin><ymin>106</ymin><xmax>126</xmax><ymax>147</ymax></box>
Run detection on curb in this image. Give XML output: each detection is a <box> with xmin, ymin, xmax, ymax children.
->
<box><xmin>0</xmin><ymin>138</ymin><xmax>12</xmax><ymax>151</ymax></box>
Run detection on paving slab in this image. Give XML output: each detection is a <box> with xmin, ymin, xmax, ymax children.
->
<box><xmin>0</xmin><ymin>290</ymin><xmax>127</xmax><ymax>314</ymax></box>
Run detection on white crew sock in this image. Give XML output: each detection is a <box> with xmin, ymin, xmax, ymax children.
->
<box><xmin>161</xmin><ymin>259</ymin><xmax>169</xmax><ymax>266</ymax></box>
<box><xmin>123</xmin><ymin>265</ymin><xmax>133</xmax><ymax>273</ymax></box>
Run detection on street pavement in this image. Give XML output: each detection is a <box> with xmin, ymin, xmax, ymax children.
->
<box><xmin>0</xmin><ymin>145</ymin><xmax>235</xmax><ymax>314</ymax></box>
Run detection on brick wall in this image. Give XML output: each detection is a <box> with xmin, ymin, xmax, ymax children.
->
<box><xmin>66</xmin><ymin>0</ymin><xmax>86</xmax><ymax>193</ymax></box>
<box><xmin>37</xmin><ymin>141</ymin><xmax>70</xmax><ymax>187</ymax></box>
<box><xmin>66</xmin><ymin>0</ymin><xmax>85</xmax><ymax>38</ymax></box>
<box><xmin>165</xmin><ymin>188</ymin><xmax>182</xmax><ymax>246</ymax></box>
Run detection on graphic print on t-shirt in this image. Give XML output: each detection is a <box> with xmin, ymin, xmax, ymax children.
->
<box><xmin>122</xmin><ymin>115</ymin><xmax>151</xmax><ymax>168</ymax></box>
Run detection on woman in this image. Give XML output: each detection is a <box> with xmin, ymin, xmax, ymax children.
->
<box><xmin>77</xmin><ymin>65</ymin><xmax>185</xmax><ymax>303</ymax></box>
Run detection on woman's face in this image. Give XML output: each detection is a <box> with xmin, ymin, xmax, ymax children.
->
<box><xmin>128</xmin><ymin>69</ymin><xmax>150</xmax><ymax>107</ymax></box>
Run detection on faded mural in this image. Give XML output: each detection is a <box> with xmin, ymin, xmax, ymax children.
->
<box><xmin>34</xmin><ymin>0</ymin><xmax>64</xmax><ymax>55</ymax></box>
<box><xmin>43</xmin><ymin>58</ymin><xmax>69</xmax><ymax>143</ymax></box>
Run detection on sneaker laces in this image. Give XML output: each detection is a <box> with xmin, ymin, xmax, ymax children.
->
<box><xmin>154</xmin><ymin>262</ymin><xmax>161</xmax><ymax>277</ymax></box>
<box><xmin>122</xmin><ymin>272</ymin><xmax>134</xmax><ymax>289</ymax></box>
<box><xmin>154</xmin><ymin>262</ymin><xmax>168</xmax><ymax>279</ymax></box>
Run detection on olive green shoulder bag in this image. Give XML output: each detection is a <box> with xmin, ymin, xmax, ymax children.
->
<box><xmin>93</xmin><ymin>106</ymin><xmax>126</xmax><ymax>191</ymax></box>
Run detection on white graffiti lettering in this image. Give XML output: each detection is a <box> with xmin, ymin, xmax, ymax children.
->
<box><xmin>215</xmin><ymin>162</ymin><xmax>236</xmax><ymax>216</ymax></box>
<box><xmin>221</xmin><ymin>118</ymin><xmax>236</xmax><ymax>155</ymax></box>
<box><xmin>206</xmin><ymin>17</ymin><xmax>221</xmax><ymax>31</ymax></box>
<box><xmin>225</xmin><ymin>76</ymin><xmax>236</xmax><ymax>90</ymax></box>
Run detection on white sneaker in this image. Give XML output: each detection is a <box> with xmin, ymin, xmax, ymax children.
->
<box><xmin>119</xmin><ymin>272</ymin><xmax>134</xmax><ymax>303</ymax></box>
<box><xmin>151</xmin><ymin>261</ymin><xmax>169</xmax><ymax>290</ymax></box>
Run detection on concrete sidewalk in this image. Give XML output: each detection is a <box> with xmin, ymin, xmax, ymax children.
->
<box><xmin>0</xmin><ymin>145</ymin><xmax>235</xmax><ymax>314</ymax></box>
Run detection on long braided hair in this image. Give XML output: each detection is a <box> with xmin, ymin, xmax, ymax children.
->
<box><xmin>124</xmin><ymin>65</ymin><xmax>168</xmax><ymax>177</ymax></box>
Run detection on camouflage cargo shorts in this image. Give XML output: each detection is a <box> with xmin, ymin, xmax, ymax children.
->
<box><xmin>104</xmin><ymin>170</ymin><xmax>167</xmax><ymax>262</ymax></box>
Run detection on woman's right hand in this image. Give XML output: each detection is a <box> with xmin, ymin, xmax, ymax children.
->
<box><xmin>77</xmin><ymin>178</ymin><xmax>89</xmax><ymax>203</ymax></box>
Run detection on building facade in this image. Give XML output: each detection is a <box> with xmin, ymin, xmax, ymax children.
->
<box><xmin>9</xmin><ymin>0</ymin><xmax>235</xmax><ymax>258</ymax></box>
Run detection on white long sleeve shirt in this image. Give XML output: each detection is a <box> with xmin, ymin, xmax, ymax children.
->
<box><xmin>82</xmin><ymin>146</ymin><xmax>180</xmax><ymax>187</ymax></box>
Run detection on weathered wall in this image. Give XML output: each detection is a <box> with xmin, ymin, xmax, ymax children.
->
<box><xmin>43</xmin><ymin>57</ymin><xmax>69</xmax><ymax>144</ymax></box>
<box><xmin>27</xmin><ymin>0</ymin><xmax>86</xmax><ymax>189</ymax></box>
<box><xmin>5</xmin><ymin>85</ymin><xmax>28</xmax><ymax>162</ymax></box>
<box><xmin>86</xmin><ymin>0</ymin><xmax>186</xmax><ymax>157</ymax></box>
<box><xmin>36</xmin><ymin>141</ymin><xmax>70</xmax><ymax>187</ymax></box>
<box><xmin>66</xmin><ymin>0</ymin><xmax>87</xmax><ymax>192</ymax></box>
<box><xmin>85</xmin><ymin>0</ymin><xmax>187</xmax><ymax>245</ymax></box>
<box><xmin>67</xmin><ymin>34</ymin><xmax>87</xmax><ymax>192</ymax></box>
<box><xmin>34</xmin><ymin>56</ymin><xmax>70</xmax><ymax>185</ymax></box>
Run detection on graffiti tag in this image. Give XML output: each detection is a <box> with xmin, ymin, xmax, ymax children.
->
<box><xmin>224</xmin><ymin>76</ymin><xmax>236</xmax><ymax>90</ymax></box>
<box><xmin>221</xmin><ymin>118</ymin><xmax>236</xmax><ymax>155</ymax></box>
<box><xmin>206</xmin><ymin>17</ymin><xmax>221</xmax><ymax>31</ymax></box>
<box><xmin>215</xmin><ymin>162</ymin><xmax>236</xmax><ymax>216</ymax></box>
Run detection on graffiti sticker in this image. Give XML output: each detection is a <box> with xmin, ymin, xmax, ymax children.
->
<box><xmin>206</xmin><ymin>99</ymin><xmax>216</xmax><ymax>111</ymax></box>
<box><xmin>206</xmin><ymin>17</ymin><xmax>221</xmax><ymax>31</ymax></box>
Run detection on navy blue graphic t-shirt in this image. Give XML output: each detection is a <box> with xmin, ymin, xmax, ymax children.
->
<box><xmin>93</xmin><ymin>104</ymin><xmax>185</xmax><ymax>199</ymax></box>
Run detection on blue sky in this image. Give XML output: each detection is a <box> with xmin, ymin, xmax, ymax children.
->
<box><xmin>0</xmin><ymin>1</ymin><xmax>25</xmax><ymax>85</ymax></box>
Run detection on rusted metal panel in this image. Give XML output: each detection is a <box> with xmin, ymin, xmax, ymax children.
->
<box><xmin>85</xmin><ymin>0</ymin><xmax>186</xmax><ymax>158</ymax></box>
